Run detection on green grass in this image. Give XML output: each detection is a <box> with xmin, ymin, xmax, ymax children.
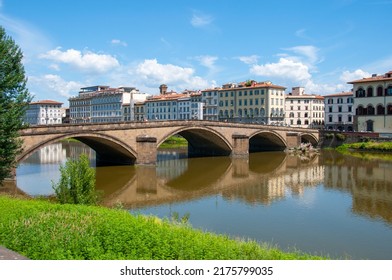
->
<box><xmin>159</xmin><ymin>135</ymin><xmax>188</xmax><ymax>149</ymax></box>
<box><xmin>0</xmin><ymin>195</ymin><xmax>323</xmax><ymax>260</ymax></box>
<box><xmin>337</xmin><ymin>142</ymin><xmax>392</xmax><ymax>152</ymax></box>
<box><xmin>336</xmin><ymin>142</ymin><xmax>392</xmax><ymax>161</ymax></box>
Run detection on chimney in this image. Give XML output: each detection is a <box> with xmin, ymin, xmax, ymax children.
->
<box><xmin>159</xmin><ymin>84</ymin><xmax>168</xmax><ymax>95</ymax></box>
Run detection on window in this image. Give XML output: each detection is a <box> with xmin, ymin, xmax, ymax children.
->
<box><xmin>356</xmin><ymin>88</ymin><xmax>365</xmax><ymax>97</ymax></box>
<box><xmin>348</xmin><ymin>106</ymin><xmax>352</xmax><ymax>112</ymax></box>
<box><xmin>367</xmin><ymin>87</ymin><xmax>373</xmax><ymax>97</ymax></box>
<box><xmin>338</xmin><ymin>106</ymin><xmax>342</xmax><ymax>112</ymax></box>
<box><xmin>329</xmin><ymin>106</ymin><xmax>332</xmax><ymax>113</ymax></box>
<box><xmin>377</xmin><ymin>86</ymin><xmax>383</xmax><ymax>96</ymax></box>
<box><xmin>328</xmin><ymin>115</ymin><xmax>332</xmax><ymax>122</ymax></box>
<box><xmin>338</xmin><ymin>115</ymin><xmax>342</xmax><ymax>122</ymax></box>
<box><xmin>348</xmin><ymin>115</ymin><xmax>352</xmax><ymax>122</ymax></box>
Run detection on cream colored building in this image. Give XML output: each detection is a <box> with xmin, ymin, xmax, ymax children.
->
<box><xmin>207</xmin><ymin>80</ymin><xmax>286</xmax><ymax>125</ymax></box>
<box><xmin>348</xmin><ymin>71</ymin><xmax>392</xmax><ymax>134</ymax></box>
<box><xmin>24</xmin><ymin>100</ymin><xmax>64</xmax><ymax>125</ymax></box>
<box><xmin>285</xmin><ymin>87</ymin><xmax>324</xmax><ymax>128</ymax></box>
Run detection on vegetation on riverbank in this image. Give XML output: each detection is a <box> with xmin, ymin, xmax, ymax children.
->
<box><xmin>0</xmin><ymin>195</ymin><xmax>323</xmax><ymax>260</ymax></box>
<box><xmin>159</xmin><ymin>135</ymin><xmax>188</xmax><ymax>149</ymax></box>
<box><xmin>335</xmin><ymin>142</ymin><xmax>392</xmax><ymax>161</ymax></box>
<box><xmin>336</xmin><ymin>141</ymin><xmax>392</xmax><ymax>152</ymax></box>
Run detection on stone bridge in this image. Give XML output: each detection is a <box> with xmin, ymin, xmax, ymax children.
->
<box><xmin>18</xmin><ymin>120</ymin><xmax>319</xmax><ymax>165</ymax></box>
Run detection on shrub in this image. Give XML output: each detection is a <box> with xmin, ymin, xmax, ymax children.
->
<box><xmin>335</xmin><ymin>133</ymin><xmax>346</xmax><ymax>141</ymax></box>
<box><xmin>52</xmin><ymin>154</ymin><xmax>99</xmax><ymax>205</ymax></box>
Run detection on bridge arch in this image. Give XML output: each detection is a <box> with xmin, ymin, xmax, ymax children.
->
<box><xmin>248</xmin><ymin>131</ymin><xmax>287</xmax><ymax>152</ymax></box>
<box><xmin>19</xmin><ymin>133</ymin><xmax>137</xmax><ymax>166</ymax></box>
<box><xmin>300</xmin><ymin>133</ymin><xmax>319</xmax><ymax>147</ymax></box>
<box><xmin>158</xmin><ymin>126</ymin><xmax>232</xmax><ymax>157</ymax></box>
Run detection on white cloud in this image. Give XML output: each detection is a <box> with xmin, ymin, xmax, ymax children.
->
<box><xmin>39</xmin><ymin>48</ymin><xmax>120</xmax><ymax>73</ymax></box>
<box><xmin>340</xmin><ymin>69</ymin><xmax>371</xmax><ymax>83</ymax></box>
<box><xmin>111</xmin><ymin>39</ymin><xmax>127</xmax><ymax>47</ymax></box>
<box><xmin>191</xmin><ymin>12</ymin><xmax>213</xmax><ymax>27</ymax></box>
<box><xmin>283</xmin><ymin>45</ymin><xmax>320</xmax><ymax>64</ymax></box>
<box><xmin>194</xmin><ymin>55</ymin><xmax>218</xmax><ymax>69</ymax></box>
<box><xmin>29</xmin><ymin>74</ymin><xmax>83</xmax><ymax>98</ymax></box>
<box><xmin>237</xmin><ymin>55</ymin><xmax>260</xmax><ymax>65</ymax></box>
<box><xmin>251</xmin><ymin>58</ymin><xmax>311</xmax><ymax>82</ymax></box>
<box><xmin>135</xmin><ymin>59</ymin><xmax>211</xmax><ymax>90</ymax></box>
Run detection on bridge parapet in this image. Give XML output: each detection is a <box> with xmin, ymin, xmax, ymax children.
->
<box><xmin>18</xmin><ymin>121</ymin><xmax>320</xmax><ymax>166</ymax></box>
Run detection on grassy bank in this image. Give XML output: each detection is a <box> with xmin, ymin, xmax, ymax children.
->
<box><xmin>0</xmin><ymin>195</ymin><xmax>322</xmax><ymax>260</ymax></box>
<box><xmin>336</xmin><ymin>141</ymin><xmax>392</xmax><ymax>152</ymax></box>
<box><xmin>159</xmin><ymin>135</ymin><xmax>188</xmax><ymax>149</ymax></box>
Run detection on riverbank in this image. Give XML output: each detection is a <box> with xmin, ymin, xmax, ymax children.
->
<box><xmin>336</xmin><ymin>141</ymin><xmax>392</xmax><ymax>152</ymax></box>
<box><xmin>159</xmin><ymin>135</ymin><xmax>188</xmax><ymax>148</ymax></box>
<box><xmin>0</xmin><ymin>195</ymin><xmax>323</xmax><ymax>260</ymax></box>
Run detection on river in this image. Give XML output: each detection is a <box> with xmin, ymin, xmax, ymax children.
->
<box><xmin>10</xmin><ymin>141</ymin><xmax>392</xmax><ymax>259</ymax></box>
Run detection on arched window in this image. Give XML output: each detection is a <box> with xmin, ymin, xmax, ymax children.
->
<box><xmin>387</xmin><ymin>105</ymin><xmax>392</xmax><ymax>115</ymax></box>
<box><xmin>297</xmin><ymin>119</ymin><xmax>302</xmax><ymax>125</ymax></box>
<box><xmin>260</xmin><ymin>108</ymin><xmax>265</xmax><ymax>116</ymax></box>
<box><xmin>244</xmin><ymin>108</ymin><xmax>248</xmax><ymax>117</ymax></box>
<box><xmin>224</xmin><ymin>110</ymin><xmax>228</xmax><ymax>117</ymax></box>
<box><xmin>356</xmin><ymin>88</ymin><xmax>365</xmax><ymax>97</ymax></box>
<box><xmin>367</xmin><ymin>105</ymin><xmax>375</xmax><ymax>115</ymax></box>
<box><xmin>367</xmin><ymin>87</ymin><xmax>373</xmax><ymax>97</ymax></box>
<box><xmin>377</xmin><ymin>105</ymin><xmax>385</xmax><ymax>115</ymax></box>
<box><xmin>356</xmin><ymin>105</ymin><xmax>365</xmax><ymax>115</ymax></box>
<box><xmin>230</xmin><ymin>109</ymin><xmax>234</xmax><ymax>117</ymax></box>
<box><xmin>238</xmin><ymin>109</ymin><xmax>242</xmax><ymax>117</ymax></box>
<box><xmin>289</xmin><ymin>112</ymin><xmax>294</xmax><ymax>118</ymax></box>
<box><xmin>255</xmin><ymin>108</ymin><xmax>259</xmax><ymax>116</ymax></box>
<box><xmin>249</xmin><ymin>108</ymin><xmax>253</xmax><ymax>117</ymax></box>
<box><xmin>219</xmin><ymin>110</ymin><xmax>223</xmax><ymax>117</ymax></box>
<box><xmin>377</xmin><ymin>86</ymin><xmax>383</xmax><ymax>96</ymax></box>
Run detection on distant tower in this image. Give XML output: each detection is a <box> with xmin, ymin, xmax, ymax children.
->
<box><xmin>159</xmin><ymin>84</ymin><xmax>168</xmax><ymax>95</ymax></box>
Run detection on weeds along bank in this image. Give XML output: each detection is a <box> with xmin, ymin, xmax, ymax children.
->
<box><xmin>0</xmin><ymin>195</ymin><xmax>322</xmax><ymax>260</ymax></box>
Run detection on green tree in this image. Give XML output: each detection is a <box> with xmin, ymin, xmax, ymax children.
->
<box><xmin>52</xmin><ymin>154</ymin><xmax>99</xmax><ymax>205</ymax></box>
<box><xmin>0</xmin><ymin>26</ymin><xmax>32</xmax><ymax>184</ymax></box>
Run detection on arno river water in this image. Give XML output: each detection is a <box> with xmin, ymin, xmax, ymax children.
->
<box><xmin>11</xmin><ymin>141</ymin><xmax>392</xmax><ymax>259</ymax></box>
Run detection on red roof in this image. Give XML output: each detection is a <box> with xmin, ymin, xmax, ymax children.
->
<box><xmin>30</xmin><ymin>100</ymin><xmax>63</xmax><ymax>105</ymax></box>
<box><xmin>348</xmin><ymin>71</ymin><xmax>392</xmax><ymax>84</ymax></box>
<box><xmin>323</xmin><ymin>91</ymin><xmax>353</xmax><ymax>97</ymax></box>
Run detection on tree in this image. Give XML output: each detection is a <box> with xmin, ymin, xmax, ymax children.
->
<box><xmin>0</xmin><ymin>26</ymin><xmax>32</xmax><ymax>184</ymax></box>
<box><xmin>52</xmin><ymin>154</ymin><xmax>99</xmax><ymax>205</ymax></box>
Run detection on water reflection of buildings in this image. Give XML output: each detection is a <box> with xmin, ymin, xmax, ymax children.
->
<box><xmin>220</xmin><ymin>153</ymin><xmax>324</xmax><ymax>205</ymax></box>
<box><xmin>323</xmin><ymin>151</ymin><xmax>392</xmax><ymax>224</ymax></box>
<box><xmin>103</xmin><ymin>152</ymin><xmax>325</xmax><ymax>208</ymax></box>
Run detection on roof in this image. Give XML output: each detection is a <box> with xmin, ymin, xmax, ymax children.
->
<box><xmin>348</xmin><ymin>71</ymin><xmax>392</xmax><ymax>84</ymax></box>
<box><xmin>30</xmin><ymin>100</ymin><xmax>63</xmax><ymax>105</ymax></box>
<box><xmin>285</xmin><ymin>93</ymin><xmax>324</xmax><ymax>99</ymax></box>
<box><xmin>202</xmin><ymin>81</ymin><xmax>286</xmax><ymax>91</ymax></box>
<box><xmin>323</xmin><ymin>91</ymin><xmax>353</xmax><ymax>97</ymax></box>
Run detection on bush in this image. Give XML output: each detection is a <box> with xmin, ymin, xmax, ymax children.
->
<box><xmin>335</xmin><ymin>133</ymin><xmax>346</xmax><ymax>141</ymax></box>
<box><xmin>52</xmin><ymin>154</ymin><xmax>99</xmax><ymax>205</ymax></box>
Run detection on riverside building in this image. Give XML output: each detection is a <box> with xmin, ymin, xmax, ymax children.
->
<box><xmin>323</xmin><ymin>91</ymin><xmax>354</xmax><ymax>131</ymax></box>
<box><xmin>143</xmin><ymin>84</ymin><xmax>203</xmax><ymax>121</ymax></box>
<box><xmin>348</xmin><ymin>71</ymin><xmax>392</xmax><ymax>134</ymax></box>
<box><xmin>69</xmin><ymin>85</ymin><xmax>149</xmax><ymax>123</ymax></box>
<box><xmin>284</xmin><ymin>87</ymin><xmax>324</xmax><ymax>128</ymax></box>
<box><xmin>24</xmin><ymin>100</ymin><xmax>64</xmax><ymax>125</ymax></box>
<box><xmin>203</xmin><ymin>80</ymin><xmax>286</xmax><ymax>125</ymax></box>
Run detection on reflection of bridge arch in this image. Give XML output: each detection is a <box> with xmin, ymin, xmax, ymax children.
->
<box><xmin>249</xmin><ymin>131</ymin><xmax>287</xmax><ymax>152</ymax></box>
<box><xmin>158</xmin><ymin>127</ymin><xmax>232</xmax><ymax>157</ymax></box>
<box><xmin>18</xmin><ymin>133</ymin><xmax>137</xmax><ymax>166</ymax></box>
<box><xmin>300</xmin><ymin>133</ymin><xmax>319</xmax><ymax>146</ymax></box>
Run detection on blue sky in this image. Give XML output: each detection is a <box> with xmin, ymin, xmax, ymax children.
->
<box><xmin>1</xmin><ymin>0</ymin><xmax>392</xmax><ymax>104</ymax></box>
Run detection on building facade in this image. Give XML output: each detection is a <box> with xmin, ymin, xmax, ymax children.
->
<box><xmin>143</xmin><ymin>86</ymin><xmax>203</xmax><ymax>121</ymax></box>
<box><xmin>203</xmin><ymin>80</ymin><xmax>286</xmax><ymax>125</ymax></box>
<box><xmin>24</xmin><ymin>100</ymin><xmax>64</xmax><ymax>125</ymax></box>
<box><xmin>348</xmin><ymin>71</ymin><xmax>392</xmax><ymax>133</ymax></box>
<box><xmin>285</xmin><ymin>87</ymin><xmax>324</xmax><ymax>129</ymax></box>
<box><xmin>323</xmin><ymin>91</ymin><xmax>354</xmax><ymax>131</ymax></box>
<box><xmin>69</xmin><ymin>86</ymin><xmax>149</xmax><ymax>123</ymax></box>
